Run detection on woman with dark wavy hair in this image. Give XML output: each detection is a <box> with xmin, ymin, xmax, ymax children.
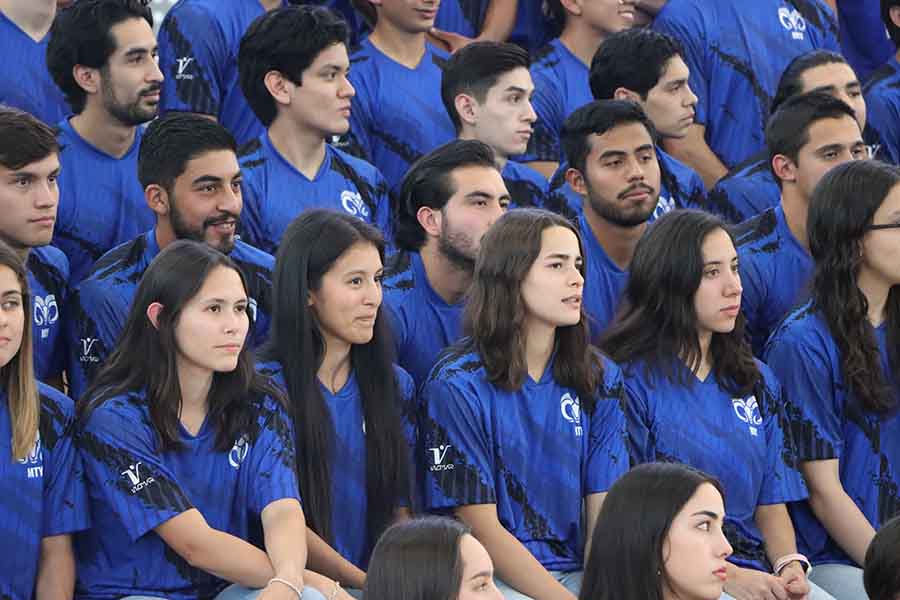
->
<box><xmin>765</xmin><ymin>159</ymin><xmax>900</xmax><ymax>600</ymax></box>
<box><xmin>601</xmin><ymin>209</ymin><xmax>822</xmax><ymax>600</ymax></box>
<box><xmin>422</xmin><ymin>208</ymin><xmax>628</xmax><ymax>600</ymax></box>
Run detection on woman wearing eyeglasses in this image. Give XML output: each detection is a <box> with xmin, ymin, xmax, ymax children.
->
<box><xmin>764</xmin><ymin>160</ymin><xmax>900</xmax><ymax>600</ymax></box>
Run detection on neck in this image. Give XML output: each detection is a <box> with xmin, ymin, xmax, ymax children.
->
<box><xmin>368</xmin><ymin>21</ymin><xmax>427</xmax><ymax>68</ymax></box>
<box><xmin>583</xmin><ymin>204</ymin><xmax>645</xmax><ymax>270</ymax></box>
<box><xmin>177</xmin><ymin>359</ymin><xmax>213</xmax><ymax>413</ymax></box>
<box><xmin>524</xmin><ymin>318</ymin><xmax>556</xmax><ymax>381</ymax></box>
<box><xmin>559</xmin><ymin>22</ymin><xmax>606</xmax><ymax>67</ymax></box>
<box><xmin>419</xmin><ymin>243</ymin><xmax>473</xmax><ymax>304</ymax></box>
<box><xmin>692</xmin><ymin>330</ymin><xmax>713</xmax><ymax>379</ymax></box>
<box><xmin>0</xmin><ymin>0</ymin><xmax>55</xmax><ymax>40</ymax></box>
<box><xmin>267</xmin><ymin>121</ymin><xmax>328</xmax><ymax>179</ymax></box>
<box><xmin>458</xmin><ymin>130</ymin><xmax>508</xmax><ymax>169</ymax></box>
<box><xmin>69</xmin><ymin>108</ymin><xmax>138</xmax><ymax>159</ymax></box>
<box><xmin>317</xmin><ymin>333</ymin><xmax>352</xmax><ymax>393</ymax></box>
<box><xmin>154</xmin><ymin>222</ymin><xmax>176</xmax><ymax>251</ymax></box>
<box><xmin>780</xmin><ymin>187</ymin><xmax>810</xmax><ymax>252</ymax></box>
<box><xmin>857</xmin><ymin>269</ymin><xmax>892</xmax><ymax>326</ymax></box>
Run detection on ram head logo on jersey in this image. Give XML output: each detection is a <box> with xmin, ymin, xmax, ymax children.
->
<box><xmin>33</xmin><ymin>294</ymin><xmax>59</xmax><ymax>339</ymax></box>
<box><xmin>229</xmin><ymin>434</ymin><xmax>250</xmax><ymax>468</ymax></box>
<box><xmin>778</xmin><ymin>8</ymin><xmax>807</xmax><ymax>40</ymax></box>
<box><xmin>18</xmin><ymin>434</ymin><xmax>43</xmax><ymax>478</ymax></box>
<box><xmin>732</xmin><ymin>396</ymin><xmax>763</xmax><ymax>436</ymax></box>
<box><xmin>175</xmin><ymin>56</ymin><xmax>195</xmax><ymax>80</ymax></box>
<box><xmin>428</xmin><ymin>444</ymin><xmax>454</xmax><ymax>472</ymax></box>
<box><xmin>341</xmin><ymin>190</ymin><xmax>370</xmax><ymax>218</ymax></box>
<box><xmin>560</xmin><ymin>393</ymin><xmax>583</xmax><ymax>437</ymax></box>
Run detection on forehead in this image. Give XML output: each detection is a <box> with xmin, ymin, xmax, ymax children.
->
<box><xmin>108</xmin><ymin>17</ymin><xmax>156</xmax><ymax>55</ymax></box>
<box><xmin>306</xmin><ymin>42</ymin><xmax>350</xmax><ymax>71</ymax></box>
<box><xmin>802</xmin><ymin>115</ymin><xmax>862</xmax><ymax>149</ymax></box>
<box><xmin>448</xmin><ymin>164</ymin><xmax>507</xmax><ymax>195</ymax></box>
<box><xmin>587</xmin><ymin>121</ymin><xmax>654</xmax><ymax>155</ymax></box>
<box><xmin>0</xmin><ymin>265</ymin><xmax>22</xmax><ymax>292</ymax></box>
<box><xmin>193</xmin><ymin>265</ymin><xmax>246</xmax><ymax>298</ymax></box>
<box><xmin>0</xmin><ymin>153</ymin><xmax>60</xmax><ymax>176</ymax></box>
<box><xmin>178</xmin><ymin>149</ymin><xmax>240</xmax><ymax>180</ymax></box>
<box><xmin>539</xmin><ymin>225</ymin><xmax>580</xmax><ymax>254</ymax></box>
<box><xmin>486</xmin><ymin>66</ymin><xmax>534</xmax><ymax>95</ymax></box>
<box><xmin>656</xmin><ymin>55</ymin><xmax>689</xmax><ymax>83</ymax></box>
<box><xmin>799</xmin><ymin>62</ymin><xmax>856</xmax><ymax>90</ymax></box>
<box><xmin>700</xmin><ymin>227</ymin><xmax>735</xmax><ymax>258</ymax></box>
<box><xmin>676</xmin><ymin>482</ymin><xmax>725</xmax><ymax>518</ymax></box>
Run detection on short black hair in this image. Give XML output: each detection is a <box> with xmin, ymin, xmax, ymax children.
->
<box><xmin>138</xmin><ymin>112</ymin><xmax>237</xmax><ymax>193</ymax></box>
<box><xmin>0</xmin><ymin>106</ymin><xmax>59</xmax><ymax>170</ymax></box>
<box><xmin>394</xmin><ymin>140</ymin><xmax>497</xmax><ymax>252</ymax></box>
<box><xmin>766</xmin><ymin>91</ymin><xmax>858</xmax><ymax>181</ymax></box>
<box><xmin>441</xmin><ymin>41</ymin><xmax>531</xmax><ymax>133</ymax></box>
<box><xmin>560</xmin><ymin>100</ymin><xmax>658</xmax><ymax>174</ymax></box>
<box><xmin>238</xmin><ymin>5</ymin><xmax>349</xmax><ymax>128</ymax></box>
<box><xmin>46</xmin><ymin>0</ymin><xmax>154</xmax><ymax>114</ymax></box>
<box><xmin>771</xmin><ymin>50</ymin><xmax>852</xmax><ymax>114</ymax></box>
<box><xmin>864</xmin><ymin>514</ymin><xmax>900</xmax><ymax>600</ymax></box>
<box><xmin>589</xmin><ymin>28</ymin><xmax>684</xmax><ymax>101</ymax></box>
<box><xmin>882</xmin><ymin>0</ymin><xmax>900</xmax><ymax>48</ymax></box>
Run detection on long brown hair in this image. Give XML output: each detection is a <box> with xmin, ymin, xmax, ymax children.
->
<box><xmin>0</xmin><ymin>241</ymin><xmax>40</xmax><ymax>460</ymax></box>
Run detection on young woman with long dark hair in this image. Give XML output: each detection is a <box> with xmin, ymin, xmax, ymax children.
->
<box><xmin>76</xmin><ymin>240</ymin><xmax>323</xmax><ymax>600</ymax></box>
<box><xmin>422</xmin><ymin>208</ymin><xmax>628</xmax><ymax>600</ymax></box>
<box><xmin>261</xmin><ymin>209</ymin><xmax>413</xmax><ymax>597</ymax></box>
<box><xmin>765</xmin><ymin>159</ymin><xmax>900</xmax><ymax>600</ymax></box>
<box><xmin>601</xmin><ymin>209</ymin><xmax>827</xmax><ymax>600</ymax></box>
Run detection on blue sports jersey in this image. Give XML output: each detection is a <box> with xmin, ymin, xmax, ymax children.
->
<box><xmin>345</xmin><ymin>38</ymin><xmax>457</xmax><ymax>191</ymax></box>
<box><xmin>520</xmin><ymin>39</ymin><xmax>592</xmax><ymax>164</ymax></box>
<box><xmin>0</xmin><ymin>11</ymin><xmax>69</xmax><ymax>125</ymax></box>
<box><xmin>546</xmin><ymin>149</ymin><xmax>706</xmax><ymax>223</ymax></box>
<box><xmin>157</xmin><ymin>0</ymin><xmax>286</xmax><ymax>145</ymax></box>
<box><xmin>422</xmin><ymin>347</ymin><xmax>628</xmax><ymax>572</ymax></box>
<box><xmin>764</xmin><ymin>303</ymin><xmax>900</xmax><ymax>566</ymax></box>
<box><xmin>260</xmin><ymin>361</ymin><xmax>416</xmax><ymax>570</ymax></box>
<box><xmin>837</xmin><ymin>0</ymin><xmax>894</xmax><ymax>82</ymax></box>
<box><xmin>382</xmin><ymin>251</ymin><xmax>465</xmax><ymax>388</ymax></box>
<box><xmin>75</xmin><ymin>388</ymin><xmax>299</xmax><ymax>600</ymax></box>
<box><xmin>239</xmin><ymin>135</ymin><xmax>392</xmax><ymax>254</ymax></box>
<box><xmin>653</xmin><ymin>0</ymin><xmax>840</xmax><ymax>168</ymax></box>
<box><xmin>27</xmin><ymin>246</ymin><xmax>69</xmax><ymax>383</ymax></box>
<box><xmin>508</xmin><ymin>2</ymin><xmax>555</xmax><ymax>52</ymax></box>
<box><xmin>864</xmin><ymin>56</ymin><xmax>900</xmax><ymax>165</ymax></box>
<box><xmin>503</xmin><ymin>160</ymin><xmax>548</xmax><ymax>209</ymax></box>
<box><xmin>66</xmin><ymin>231</ymin><xmax>274</xmax><ymax>401</ymax></box>
<box><xmin>579</xmin><ymin>216</ymin><xmax>629</xmax><ymax>339</ymax></box>
<box><xmin>54</xmin><ymin>119</ymin><xmax>155</xmax><ymax>284</ymax></box>
<box><xmin>623</xmin><ymin>358</ymin><xmax>807</xmax><ymax>571</ymax></box>
<box><xmin>0</xmin><ymin>383</ymin><xmax>90</xmax><ymax>600</ymax></box>
<box><xmin>434</xmin><ymin>0</ymin><xmax>488</xmax><ymax>38</ymax></box>
<box><xmin>734</xmin><ymin>206</ymin><xmax>813</xmax><ymax>356</ymax></box>
<box><xmin>707</xmin><ymin>152</ymin><xmax>781</xmax><ymax>224</ymax></box>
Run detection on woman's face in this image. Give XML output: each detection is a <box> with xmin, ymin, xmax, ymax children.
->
<box><xmin>457</xmin><ymin>534</ymin><xmax>503</xmax><ymax>600</ymax></box>
<box><xmin>662</xmin><ymin>483</ymin><xmax>733</xmax><ymax>600</ymax></box>
<box><xmin>173</xmin><ymin>265</ymin><xmax>249</xmax><ymax>375</ymax></box>
<box><xmin>0</xmin><ymin>265</ymin><xmax>24</xmax><ymax>369</ymax></box>
<box><xmin>693</xmin><ymin>228</ymin><xmax>742</xmax><ymax>337</ymax></box>
<box><xmin>308</xmin><ymin>241</ymin><xmax>384</xmax><ymax>348</ymax></box>
<box><xmin>520</xmin><ymin>226</ymin><xmax>585</xmax><ymax>330</ymax></box>
<box><xmin>860</xmin><ymin>182</ymin><xmax>900</xmax><ymax>289</ymax></box>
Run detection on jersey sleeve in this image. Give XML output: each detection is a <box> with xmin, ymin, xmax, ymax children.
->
<box><xmin>622</xmin><ymin>373</ymin><xmax>655</xmax><ymax>465</ymax></box>
<box><xmin>157</xmin><ymin>6</ymin><xmax>227</xmax><ymax>118</ymax></box>
<box><xmin>756</xmin><ymin>368</ymin><xmax>808</xmax><ymax>505</ymax></box>
<box><xmin>525</xmin><ymin>70</ymin><xmax>564</xmax><ymax>163</ymax></box>
<box><xmin>41</xmin><ymin>394</ymin><xmax>91</xmax><ymax>537</ymax></box>
<box><xmin>238</xmin><ymin>172</ymin><xmax>272</xmax><ymax>255</ymax></box>
<box><xmin>244</xmin><ymin>399</ymin><xmax>302</xmax><ymax>515</ymax></box>
<box><xmin>584</xmin><ymin>366</ymin><xmax>629</xmax><ymax>494</ymax></box>
<box><xmin>78</xmin><ymin>404</ymin><xmax>193</xmax><ymax>541</ymax></box>
<box><xmin>653</xmin><ymin>4</ymin><xmax>710</xmax><ymax>127</ymax></box>
<box><xmin>345</xmin><ymin>64</ymin><xmax>376</xmax><ymax>163</ymax></box>
<box><xmin>864</xmin><ymin>88</ymin><xmax>900</xmax><ymax>165</ymax></box>
<box><xmin>421</xmin><ymin>377</ymin><xmax>497</xmax><ymax>510</ymax></box>
<box><xmin>371</xmin><ymin>168</ymin><xmax>394</xmax><ymax>245</ymax></box>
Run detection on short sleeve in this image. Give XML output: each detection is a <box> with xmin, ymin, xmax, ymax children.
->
<box><xmin>238</xmin><ymin>172</ymin><xmax>271</xmax><ymax>254</ymax></box>
<box><xmin>622</xmin><ymin>374</ymin><xmax>655</xmax><ymax>465</ymax></box>
<box><xmin>653</xmin><ymin>4</ymin><xmax>710</xmax><ymax>126</ymax></box>
<box><xmin>864</xmin><ymin>89</ymin><xmax>900</xmax><ymax>165</ymax></box>
<box><xmin>756</xmin><ymin>369</ymin><xmax>808</xmax><ymax>505</ymax></box>
<box><xmin>584</xmin><ymin>366</ymin><xmax>629</xmax><ymax>493</ymax></box>
<box><xmin>526</xmin><ymin>70</ymin><xmax>564</xmax><ymax>163</ymax></box>
<box><xmin>78</xmin><ymin>404</ymin><xmax>193</xmax><ymax>541</ymax></box>
<box><xmin>243</xmin><ymin>400</ymin><xmax>301</xmax><ymax>515</ymax></box>
<box><xmin>421</xmin><ymin>377</ymin><xmax>497</xmax><ymax>509</ymax></box>
<box><xmin>346</xmin><ymin>63</ymin><xmax>376</xmax><ymax>163</ymax></box>
<box><xmin>41</xmin><ymin>394</ymin><xmax>91</xmax><ymax>537</ymax></box>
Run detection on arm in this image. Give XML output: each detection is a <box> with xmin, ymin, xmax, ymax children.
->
<box><xmin>801</xmin><ymin>459</ymin><xmax>876</xmax><ymax>566</ymax></box>
<box><xmin>457</xmin><ymin>504</ymin><xmax>576</xmax><ymax>600</ymax></box>
<box><xmin>661</xmin><ymin>125</ymin><xmax>728</xmax><ymax>189</ymax></box>
<box><xmin>305</xmin><ymin>528</ymin><xmax>367</xmax><ymax>590</ymax></box>
<box><xmin>257</xmin><ymin>498</ymin><xmax>309</xmax><ymax>599</ymax></box>
<box><xmin>35</xmin><ymin>534</ymin><xmax>75</xmax><ymax>600</ymax></box>
<box><xmin>583</xmin><ymin>493</ymin><xmax>605</xmax><ymax>565</ymax></box>
<box><xmin>430</xmin><ymin>0</ymin><xmax>518</xmax><ymax>52</ymax></box>
<box><xmin>755</xmin><ymin>504</ymin><xmax>810</xmax><ymax>600</ymax></box>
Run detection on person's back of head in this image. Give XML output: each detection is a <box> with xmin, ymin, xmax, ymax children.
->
<box><xmin>864</xmin><ymin>515</ymin><xmax>900</xmax><ymax>600</ymax></box>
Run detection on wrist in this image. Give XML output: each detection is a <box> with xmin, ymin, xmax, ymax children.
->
<box><xmin>773</xmin><ymin>553</ymin><xmax>812</xmax><ymax>577</ymax></box>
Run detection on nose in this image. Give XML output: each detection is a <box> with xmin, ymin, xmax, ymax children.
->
<box><xmin>34</xmin><ymin>180</ymin><xmax>58</xmax><ymax>209</ymax></box>
<box><xmin>220</xmin><ymin>182</ymin><xmax>242</xmax><ymax>215</ymax></box>
<box><xmin>524</xmin><ymin>99</ymin><xmax>537</xmax><ymax>124</ymax></box>
<box><xmin>148</xmin><ymin>54</ymin><xmax>164</xmax><ymax>83</ymax></box>
<box><xmin>224</xmin><ymin>307</ymin><xmax>248</xmax><ymax>336</ymax></box>
<box><xmin>685</xmin><ymin>84</ymin><xmax>698</xmax><ymax>108</ymax></box>
<box><xmin>570</xmin><ymin>266</ymin><xmax>585</xmax><ymax>288</ymax></box>
<box><xmin>625</xmin><ymin>155</ymin><xmax>647</xmax><ymax>182</ymax></box>
<box><xmin>367</xmin><ymin>278</ymin><xmax>383</xmax><ymax>308</ymax></box>
<box><xmin>341</xmin><ymin>76</ymin><xmax>356</xmax><ymax>99</ymax></box>
<box><xmin>725</xmin><ymin>268</ymin><xmax>742</xmax><ymax>297</ymax></box>
<box><xmin>717</xmin><ymin>529</ymin><xmax>733</xmax><ymax>559</ymax></box>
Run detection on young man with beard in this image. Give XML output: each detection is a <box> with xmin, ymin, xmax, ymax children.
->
<box><xmin>382</xmin><ymin>139</ymin><xmax>509</xmax><ymax>387</ymax></box>
<box><xmin>66</xmin><ymin>114</ymin><xmax>275</xmax><ymax>400</ymax></box>
<box><xmin>46</xmin><ymin>0</ymin><xmax>163</xmax><ymax>284</ymax></box>
<box><xmin>560</xmin><ymin>100</ymin><xmax>662</xmax><ymax>338</ymax></box>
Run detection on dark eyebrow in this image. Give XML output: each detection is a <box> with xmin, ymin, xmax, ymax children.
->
<box><xmin>504</xmin><ymin>86</ymin><xmax>530</xmax><ymax>94</ymax></box>
<box><xmin>667</xmin><ymin>77</ymin><xmax>689</xmax><ymax>87</ymax></box>
<box><xmin>691</xmin><ymin>510</ymin><xmax>720</xmax><ymax>519</ymax></box>
<box><xmin>814</xmin><ymin>143</ymin><xmax>849</xmax><ymax>155</ymax></box>
<box><xmin>467</xmin><ymin>571</ymin><xmax>493</xmax><ymax>581</ymax></box>
<box><xmin>123</xmin><ymin>45</ymin><xmax>156</xmax><ymax>58</ymax></box>
<box><xmin>545</xmin><ymin>252</ymin><xmax>576</xmax><ymax>261</ymax></box>
<box><xmin>810</xmin><ymin>84</ymin><xmax>838</xmax><ymax>95</ymax></box>
<box><xmin>465</xmin><ymin>190</ymin><xmax>510</xmax><ymax>203</ymax></box>
<box><xmin>192</xmin><ymin>175</ymin><xmax>224</xmax><ymax>186</ymax></box>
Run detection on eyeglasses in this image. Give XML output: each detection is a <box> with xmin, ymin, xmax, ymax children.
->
<box><xmin>866</xmin><ymin>223</ymin><xmax>900</xmax><ymax>231</ymax></box>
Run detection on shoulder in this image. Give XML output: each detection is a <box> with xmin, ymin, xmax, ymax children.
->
<box><xmin>865</xmin><ymin>60</ymin><xmax>900</xmax><ymax>96</ymax></box>
<box><xmin>329</xmin><ymin>145</ymin><xmax>383</xmax><ymax>181</ymax></box>
<box><xmin>80</xmin><ymin>390</ymin><xmax>149</xmax><ymax>436</ymax></box>
<box><xmin>38</xmin><ymin>383</ymin><xmax>76</xmax><ymax>443</ymax></box>
<box><xmin>256</xmin><ymin>360</ymin><xmax>286</xmax><ymax>390</ymax></box>
<box><xmin>28</xmin><ymin>246</ymin><xmax>70</xmax><ymax>289</ymax></box>
<box><xmin>767</xmin><ymin>301</ymin><xmax>827</xmax><ymax>350</ymax></box>
<box><xmin>505</xmin><ymin>161</ymin><xmax>548</xmax><ymax>185</ymax></box>
<box><xmin>237</xmin><ymin>136</ymin><xmax>267</xmax><ymax>167</ymax></box>
<box><xmin>530</xmin><ymin>41</ymin><xmax>565</xmax><ymax>82</ymax></box>
<box><xmin>349</xmin><ymin>39</ymin><xmax>377</xmax><ymax>66</ymax></box>
<box><xmin>427</xmin><ymin>347</ymin><xmax>485</xmax><ymax>388</ymax></box>
<box><xmin>654</xmin><ymin>0</ymin><xmax>711</xmax><ymax>31</ymax></box>
<box><xmin>232</xmin><ymin>240</ymin><xmax>275</xmax><ymax>271</ymax></box>
<box><xmin>83</xmin><ymin>234</ymin><xmax>150</xmax><ymax>284</ymax></box>
<box><xmin>383</xmin><ymin>251</ymin><xmax>416</xmax><ymax>292</ymax></box>
<box><xmin>392</xmin><ymin>364</ymin><xmax>416</xmax><ymax>399</ymax></box>
<box><xmin>161</xmin><ymin>0</ymin><xmax>227</xmax><ymax>33</ymax></box>
<box><xmin>733</xmin><ymin>207</ymin><xmax>778</xmax><ymax>250</ymax></box>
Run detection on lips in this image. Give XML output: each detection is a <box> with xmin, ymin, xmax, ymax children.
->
<box><xmin>721</xmin><ymin>305</ymin><xmax>740</xmax><ymax>316</ymax></box>
<box><xmin>562</xmin><ymin>295</ymin><xmax>582</xmax><ymax>307</ymax></box>
<box><xmin>714</xmin><ymin>567</ymin><xmax>727</xmax><ymax>581</ymax></box>
<box><xmin>30</xmin><ymin>216</ymin><xmax>55</xmax><ymax>226</ymax></box>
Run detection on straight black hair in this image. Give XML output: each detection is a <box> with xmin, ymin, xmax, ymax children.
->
<box><xmin>0</xmin><ymin>106</ymin><xmax>59</xmax><ymax>170</ymax></box>
<box><xmin>864</xmin><ymin>514</ymin><xmax>900</xmax><ymax>600</ymax></box>
<box><xmin>589</xmin><ymin>28</ymin><xmax>684</xmax><ymax>101</ymax></box>
<box><xmin>560</xmin><ymin>100</ymin><xmax>657</xmax><ymax>175</ymax></box>
<box><xmin>771</xmin><ymin>50</ymin><xmax>853</xmax><ymax>114</ymax></box>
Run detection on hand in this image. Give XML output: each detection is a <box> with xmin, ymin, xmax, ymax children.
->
<box><xmin>724</xmin><ymin>566</ymin><xmax>789</xmax><ymax>600</ymax></box>
<box><xmin>428</xmin><ymin>28</ymin><xmax>478</xmax><ymax>53</ymax></box>
<box><xmin>778</xmin><ymin>563</ymin><xmax>810</xmax><ymax>600</ymax></box>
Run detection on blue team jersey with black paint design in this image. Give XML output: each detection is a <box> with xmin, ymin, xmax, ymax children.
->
<box><xmin>27</xmin><ymin>247</ymin><xmax>69</xmax><ymax>383</ymax></box>
<box><xmin>865</xmin><ymin>56</ymin><xmax>900</xmax><ymax>166</ymax></box>
<box><xmin>382</xmin><ymin>251</ymin><xmax>465</xmax><ymax>389</ymax></box>
<box><xmin>653</xmin><ymin>0</ymin><xmax>840</xmax><ymax>168</ymax></box>
<box><xmin>157</xmin><ymin>0</ymin><xmax>287</xmax><ymax>145</ymax></box>
<box><xmin>345</xmin><ymin>38</ymin><xmax>456</xmax><ymax>191</ymax></box>
<box><xmin>545</xmin><ymin>149</ymin><xmax>707</xmax><ymax>223</ymax></box>
<box><xmin>622</xmin><ymin>358</ymin><xmax>807</xmax><ymax>571</ymax></box>
<box><xmin>503</xmin><ymin>160</ymin><xmax>548</xmax><ymax>209</ymax></box>
<box><xmin>65</xmin><ymin>231</ymin><xmax>274</xmax><ymax>401</ymax></box>
<box><xmin>434</xmin><ymin>0</ymin><xmax>488</xmax><ymax>38</ymax></box>
<box><xmin>75</xmin><ymin>388</ymin><xmax>299</xmax><ymax>600</ymax></box>
<box><xmin>734</xmin><ymin>206</ymin><xmax>813</xmax><ymax>356</ymax></box>
<box><xmin>707</xmin><ymin>152</ymin><xmax>781</xmax><ymax>224</ymax></box>
<box><xmin>260</xmin><ymin>361</ymin><xmax>416</xmax><ymax>570</ymax></box>
<box><xmin>54</xmin><ymin>119</ymin><xmax>155</xmax><ymax>284</ymax></box>
<box><xmin>764</xmin><ymin>303</ymin><xmax>900</xmax><ymax>566</ymax></box>
<box><xmin>837</xmin><ymin>0</ymin><xmax>894</xmax><ymax>82</ymax></box>
<box><xmin>579</xmin><ymin>216</ymin><xmax>630</xmax><ymax>340</ymax></box>
<box><xmin>0</xmin><ymin>11</ymin><xmax>69</xmax><ymax>125</ymax></box>
<box><xmin>0</xmin><ymin>384</ymin><xmax>89</xmax><ymax>600</ymax></box>
<box><xmin>520</xmin><ymin>38</ymin><xmax>591</xmax><ymax>164</ymax></box>
<box><xmin>422</xmin><ymin>348</ymin><xmax>628</xmax><ymax>572</ymax></box>
<box><xmin>239</xmin><ymin>135</ymin><xmax>392</xmax><ymax>254</ymax></box>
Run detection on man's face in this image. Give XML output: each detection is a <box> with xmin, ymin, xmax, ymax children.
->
<box><xmin>641</xmin><ymin>56</ymin><xmax>697</xmax><ymax>139</ymax></box>
<box><xmin>578</xmin><ymin>122</ymin><xmax>661</xmax><ymax>228</ymax></box>
<box><xmin>578</xmin><ymin>0</ymin><xmax>637</xmax><ymax>36</ymax></box>
<box><xmin>798</xmin><ymin>62</ymin><xmax>867</xmax><ymax>130</ymax></box>
<box><xmin>371</xmin><ymin>0</ymin><xmax>440</xmax><ymax>34</ymax></box>
<box><xmin>0</xmin><ymin>154</ymin><xmax>60</xmax><ymax>250</ymax></box>
<box><xmin>167</xmin><ymin>150</ymin><xmax>243</xmax><ymax>254</ymax></box>
<box><xmin>285</xmin><ymin>42</ymin><xmax>355</xmax><ymax>138</ymax></box>
<box><xmin>791</xmin><ymin>115</ymin><xmax>867</xmax><ymax>202</ymax></box>
<box><xmin>468</xmin><ymin>67</ymin><xmax>536</xmax><ymax>158</ymax></box>
<box><xmin>97</xmin><ymin>17</ymin><xmax>163</xmax><ymax>126</ymax></box>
